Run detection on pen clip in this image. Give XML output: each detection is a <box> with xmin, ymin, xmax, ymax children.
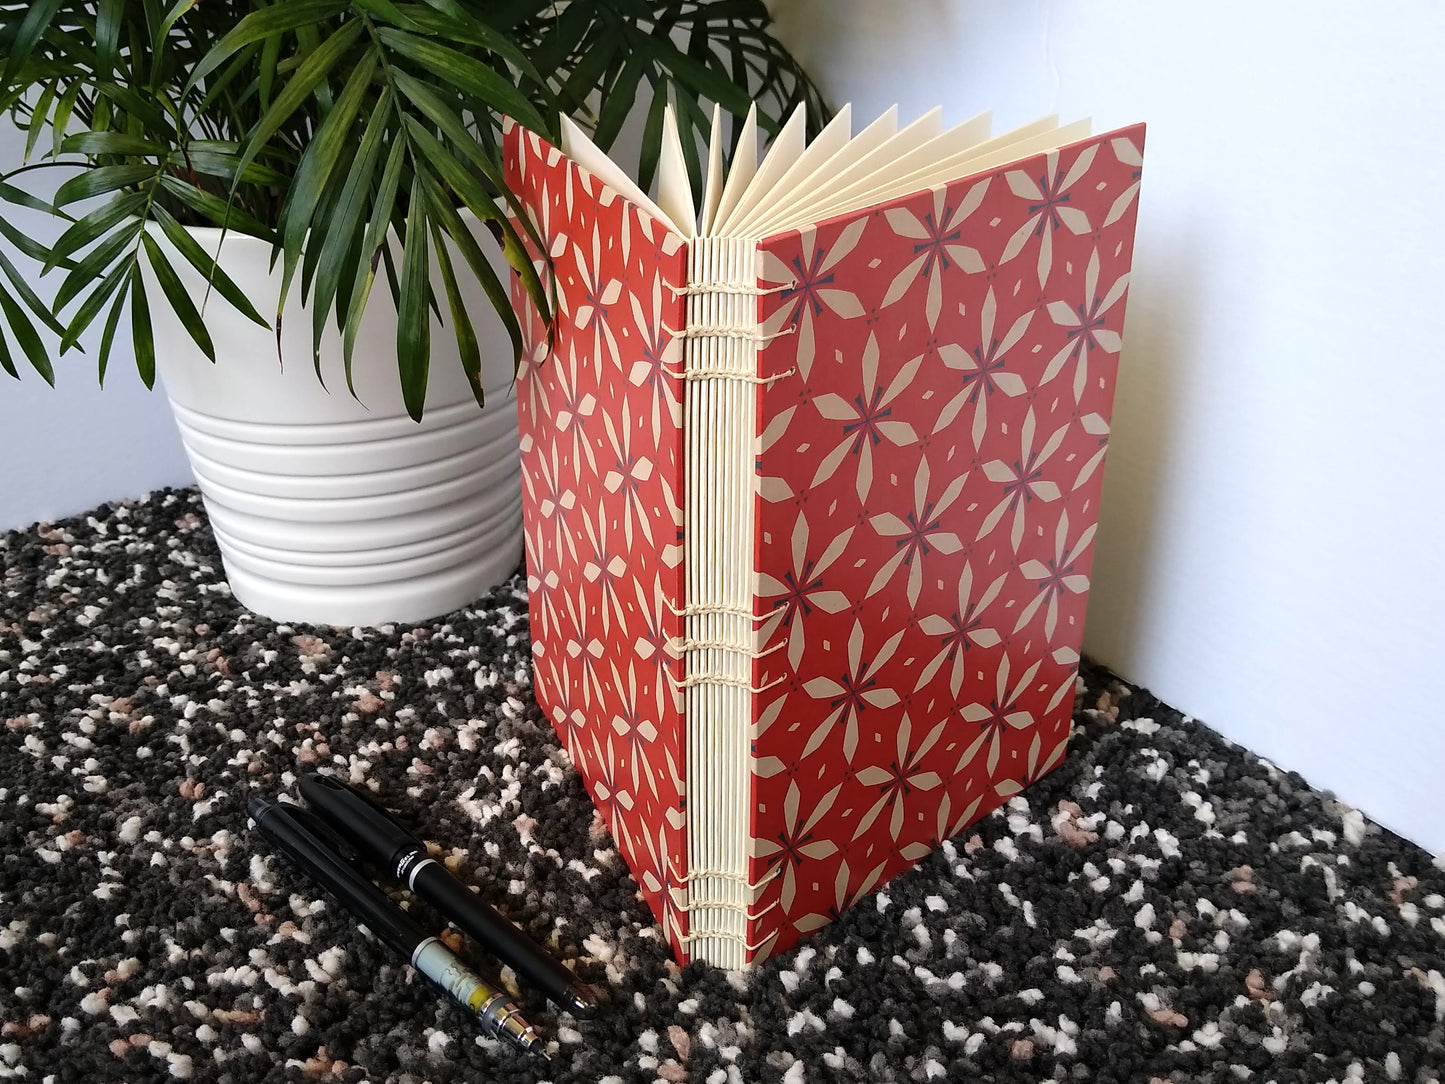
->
<box><xmin>285</xmin><ymin>802</ymin><xmax>363</xmax><ymax>866</ymax></box>
<box><xmin>299</xmin><ymin>772</ymin><xmax>422</xmax><ymax>871</ymax></box>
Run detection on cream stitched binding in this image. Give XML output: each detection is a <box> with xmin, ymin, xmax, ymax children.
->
<box><xmin>682</xmin><ymin>237</ymin><xmax>769</xmax><ymax>968</ymax></box>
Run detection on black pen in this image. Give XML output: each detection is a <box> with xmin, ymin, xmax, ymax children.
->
<box><xmin>246</xmin><ymin>797</ymin><xmax>549</xmax><ymax>1060</ymax></box>
<box><xmin>298</xmin><ymin>772</ymin><xmax>599</xmax><ymax>1016</ymax></box>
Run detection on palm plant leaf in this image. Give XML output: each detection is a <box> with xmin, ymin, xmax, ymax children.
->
<box><xmin>0</xmin><ymin>0</ymin><xmax>830</xmax><ymax>411</ymax></box>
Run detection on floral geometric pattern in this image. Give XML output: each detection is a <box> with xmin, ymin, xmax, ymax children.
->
<box><xmin>746</xmin><ymin>124</ymin><xmax>1146</xmax><ymax>963</ymax></box>
<box><xmin>505</xmin><ymin>119</ymin><xmax>690</xmax><ymax>960</ymax></box>
<box><xmin>507</xmin><ymin>116</ymin><xmax>1146</xmax><ymax>968</ymax></box>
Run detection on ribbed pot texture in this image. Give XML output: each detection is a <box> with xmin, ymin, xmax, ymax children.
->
<box><xmin>151</xmin><ymin>220</ymin><xmax>523</xmax><ymax>626</ymax></box>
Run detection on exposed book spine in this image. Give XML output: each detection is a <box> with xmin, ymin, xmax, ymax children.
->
<box><xmin>682</xmin><ymin>236</ymin><xmax>763</xmax><ymax>968</ymax></box>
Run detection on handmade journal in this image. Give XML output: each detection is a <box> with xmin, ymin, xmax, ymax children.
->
<box><xmin>504</xmin><ymin>102</ymin><xmax>1145</xmax><ymax>968</ymax></box>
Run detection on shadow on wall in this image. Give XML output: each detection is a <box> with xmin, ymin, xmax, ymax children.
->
<box><xmin>0</xmin><ymin>119</ymin><xmax>193</xmax><ymax>529</ymax></box>
<box><xmin>1084</xmin><ymin>224</ymin><xmax>1199</xmax><ymax>676</ymax></box>
<box><xmin>768</xmin><ymin>0</ymin><xmax>964</xmax><ymax>114</ymax></box>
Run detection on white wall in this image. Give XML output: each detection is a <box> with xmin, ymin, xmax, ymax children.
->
<box><xmin>771</xmin><ymin>0</ymin><xmax>1445</xmax><ymax>854</ymax></box>
<box><xmin>0</xmin><ymin>118</ymin><xmax>192</xmax><ymax>531</ymax></box>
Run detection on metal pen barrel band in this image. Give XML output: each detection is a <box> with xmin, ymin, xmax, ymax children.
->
<box><xmin>409</xmin><ymin>938</ymin><xmax>542</xmax><ymax>1049</ymax></box>
<box><xmin>482</xmin><ymin>999</ymin><xmax>543</xmax><ymax>1045</ymax></box>
<box><xmin>398</xmin><ymin>855</ymin><xmax>438</xmax><ymax>889</ymax></box>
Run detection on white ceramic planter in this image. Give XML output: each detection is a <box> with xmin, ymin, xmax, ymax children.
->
<box><xmin>151</xmin><ymin>217</ymin><xmax>523</xmax><ymax>627</ymax></box>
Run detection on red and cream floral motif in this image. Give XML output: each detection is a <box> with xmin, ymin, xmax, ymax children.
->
<box><xmin>880</xmin><ymin>178</ymin><xmax>990</xmax><ymax>329</ymax></box>
<box><xmin>749</xmin><ymin>778</ymin><xmax>843</xmax><ymax>914</ymax></box>
<box><xmin>753</xmin><ymin>512</ymin><xmax>854</xmax><ymax>672</ymax></box>
<box><xmin>626</xmin><ymin>273</ymin><xmax>684</xmax><ymax>436</ymax></box>
<box><xmin>628</xmin><ymin>573</ymin><xmax>684</xmax><ymax>723</ymax></box>
<box><xmin>976</xmin><ymin>406</ymin><xmax>1069</xmax><ymax>553</ymax></box>
<box><xmin>955</xmin><ymin>652</ymin><xmax>1043</xmax><ymax>779</ymax></box>
<box><xmin>1000</xmin><ymin>146</ymin><xmax>1098</xmax><ymax>287</ymax></box>
<box><xmin>568</xmin><ymin>230</ymin><xmax>624</xmax><ymax>376</ymax></box>
<box><xmin>1044</xmin><ymin>247</ymin><xmax>1130</xmax><ymax>403</ymax></box>
<box><xmin>850</xmin><ymin>713</ymin><xmax>947</xmax><ymax>842</ymax></box>
<box><xmin>864</xmin><ymin>455</ymin><xmax>968</xmax><ymax>608</ymax></box>
<box><xmin>505</xmin><ymin>120</ymin><xmax>690</xmax><ymax>960</ymax></box>
<box><xmin>507</xmin><ymin>115</ymin><xmax>1145</xmax><ymax>967</ymax></box>
<box><xmin>609</xmin><ymin>660</ymin><xmax>661</xmax><ymax>800</ymax></box>
<box><xmin>913</xmin><ymin>562</ymin><xmax>1007</xmax><ymax>698</ymax></box>
<box><xmin>931</xmin><ymin>286</ymin><xmax>1033</xmax><ymax>450</ymax></box>
<box><xmin>1013</xmin><ymin>509</ymin><xmax>1096</xmax><ymax>642</ymax></box>
<box><xmin>746</xmin><ymin>124</ymin><xmax>1145</xmax><ymax>962</ymax></box>
<box><xmin>807</xmin><ymin>331</ymin><xmax>920</xmax><ymax>504</ymax></box>
<box><xmin>799</xmin><ymin>620</ymin><xmax>905</xmax><ymax>763</ymax></box>
<box><xmin>759</xmin><ymin>218</ymin><xmax>869</xmax><ymax>379</ymax></box>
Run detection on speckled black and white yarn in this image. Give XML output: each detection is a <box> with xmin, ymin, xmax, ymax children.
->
<box><xmin>2</xmin><ymin>489</ymin><xmax>1443</xmax><ymax>1084</ymax></box>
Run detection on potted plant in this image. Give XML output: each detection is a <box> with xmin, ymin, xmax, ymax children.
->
<box><xmin>0</xmin><ymin>1</ymin><xmax>827</xmax><ymax>625</ymax></box>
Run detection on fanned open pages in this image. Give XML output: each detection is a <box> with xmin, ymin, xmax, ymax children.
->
<box><xmin>565</xmin><ymin>103</ymin><xmax>1091</xmax><ymax>243</ymax></box>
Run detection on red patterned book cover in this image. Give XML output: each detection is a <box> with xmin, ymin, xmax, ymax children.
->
<box><xmin>504</xmin><ymin>119</ymin><xmax>692</xmax><ymax>959</ymax></box>
<box><xmin>504</xmin><ymin>115</ymin><xmax>1145</xmax><ymax>967</ymax></box>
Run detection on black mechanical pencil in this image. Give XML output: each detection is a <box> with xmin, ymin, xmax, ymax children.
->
<box><xmin>246</xmin><ymin>796</ymin><xmax>549</xmax><ymax>1060</ymax></box>
<box><xmin>298</xmin><ymin>772</ymin><xmax>599</xmax><ymax>1016</ymax></box>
